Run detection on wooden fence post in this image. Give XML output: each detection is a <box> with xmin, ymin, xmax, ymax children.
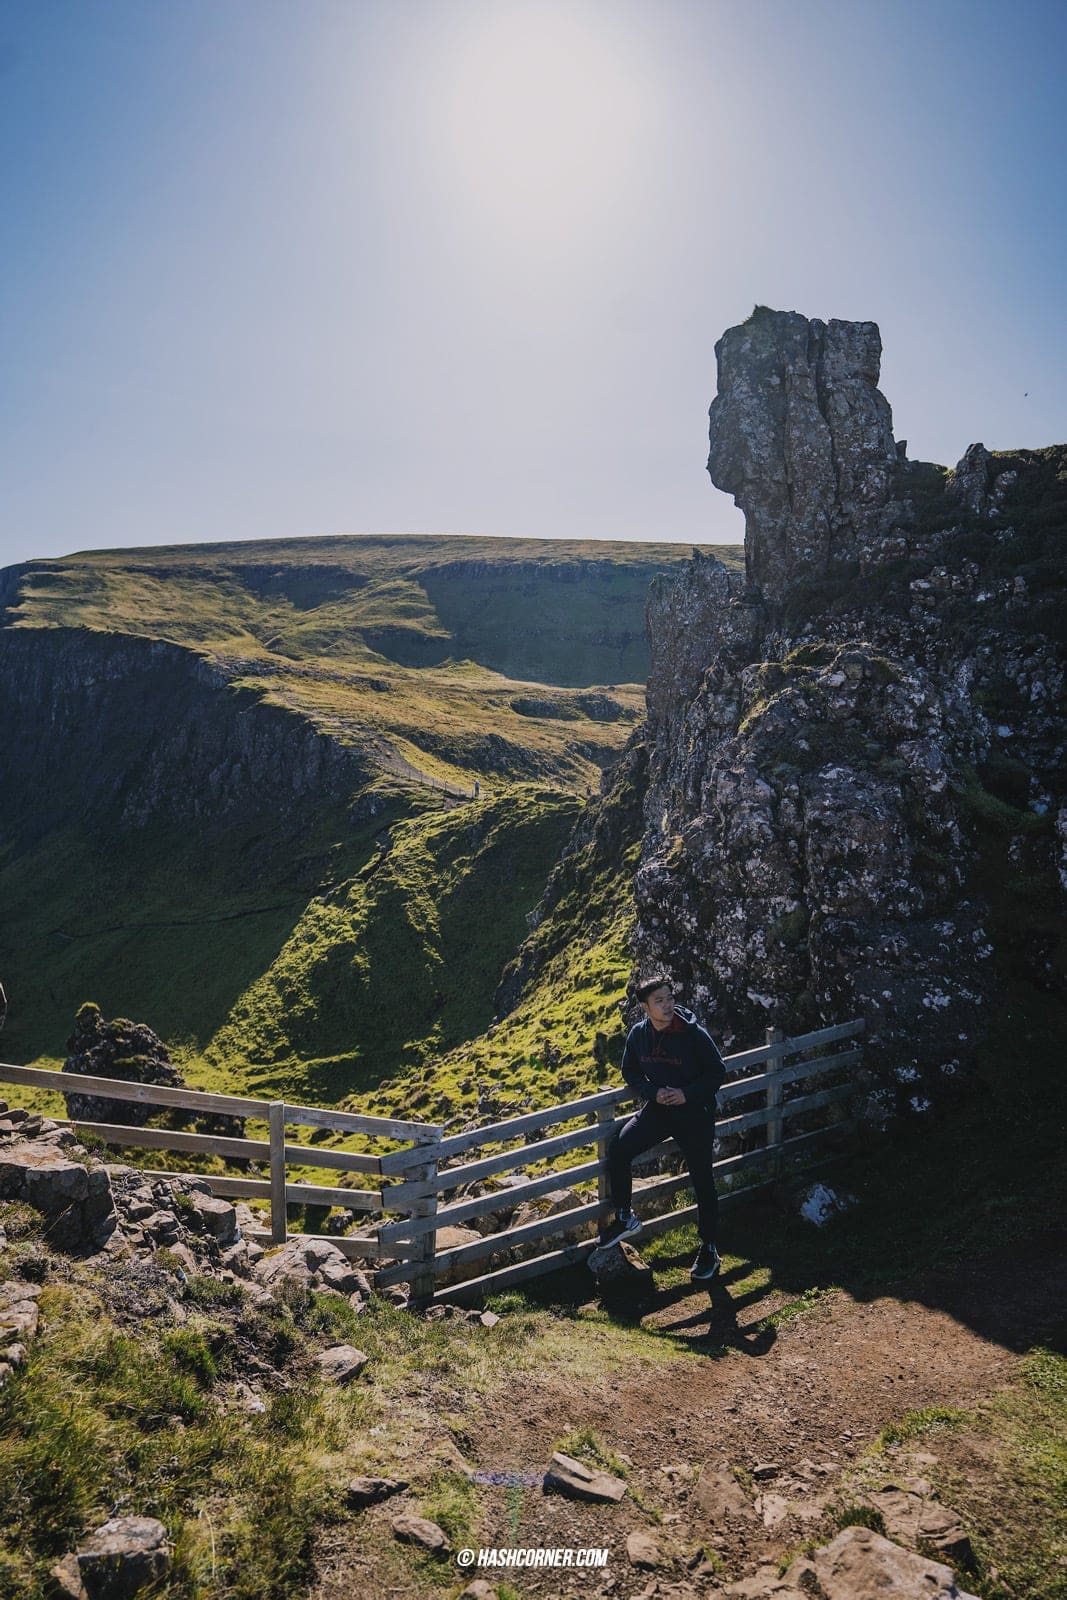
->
<box><xmin>596</xmin><ymin>1103</ymin><xmax>616</xmax><ymax>1214</ymax></box>
<box><xmin>407</xmin><ymin>1133</ymin><xmax>442</xmax><ymax>1306</ymax></box>
<box><xmin>765</xmin><ymin>1027</ymin><xmax>784</xmax><ymax>1177</ymax></box>
<box><xmin>268</xmin><ymin>1101</ymin><xmax>287</xmax><ymax>1245</ymax></box>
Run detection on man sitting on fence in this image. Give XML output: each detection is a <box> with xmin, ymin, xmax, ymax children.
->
<box><xmin>601</xmin><ymin>974</ymin><xmax>726</xmax><ymax>1283</ymax></box>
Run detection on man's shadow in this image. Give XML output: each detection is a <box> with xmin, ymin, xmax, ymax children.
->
<box><xmin>645</xmin><ymin>1264</ymin><xmax>778</xmax><ymax>1357</ymax></box>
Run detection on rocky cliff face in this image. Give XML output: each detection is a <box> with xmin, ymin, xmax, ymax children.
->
<box><xmin>633</xmin><ymin>307</ymin><xmax>1066</xmax><ymax>1109</ymax></box>
<box><xmin>0</xmin><ymin>627</ymin><xmax>370</xmax><ymax>841</ymax></box>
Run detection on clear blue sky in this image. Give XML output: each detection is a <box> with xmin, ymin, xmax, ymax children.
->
<box><xmin>2</xmin><ymin>0</ymin><xmax>1065</xmax><ymax>569</ymax></box>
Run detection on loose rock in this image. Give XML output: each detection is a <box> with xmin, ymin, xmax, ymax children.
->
<box><xmin>587</xmin><ymin>1238</ymin><xmax>656</xmax><ymax>1300</ymax></box>
<box><xmin>346</xmin><ymin>1475</ymin><xmax>408</xmax><ymax>1508</ymax></box>
<box><xmin>543</xmin><ymin>1450</ymin><xmax>627</xmax><ymax>1504</ymax></box>
<box><xmin>76</xmin><ymin>1515</ymin><xmax>171</xmax><ymax>1599</ymax></box>
<box><xmin>690</xmin><ymin>1461</ymin><xmax>757</xmax><ymax>1523</ymax></box>
<box><xmin>391</xmin><ymin>1512</ymin><xmax>449</xmax><ymax>1554</ymax></box>
<box><xmin>316</xmin><ymin>1344</ymin><xmax>369</xmax><ymax>1384</ymax></box>
<box><xmin>626</xmin><ymin>1529</ymin><xmax>663</xmax><ymax>1568</ymax></box>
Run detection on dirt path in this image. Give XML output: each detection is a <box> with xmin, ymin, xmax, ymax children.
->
<box><xmin>314</xmin><ymin>1233</ymin><xmax>1066</xmax><ymax>1598</ymax></box>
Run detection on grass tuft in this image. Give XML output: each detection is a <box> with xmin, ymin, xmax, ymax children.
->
<box><xmin>877</xmin><ymin>1405</ymin><xmax>969</xmax><ymax>1448</ymax></box>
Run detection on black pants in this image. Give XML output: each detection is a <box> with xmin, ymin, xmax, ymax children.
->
<box><xmin>607</xmin><ymin>1102</ymin><xmax>718</xmax><ymax>1245</ymax></box>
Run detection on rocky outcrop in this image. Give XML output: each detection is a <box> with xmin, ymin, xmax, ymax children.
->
<box><xmin>782</xmin><ymin>1523</ymin><xmax>978</xmax><ymax>1600</ymax></box>
<box><xmin>61</xmin><ymin>1003</ymin><xmax>185</xmax><ymax>1127</ymax></box>
<box><xmin>632</xmin><ymin>309</ymin><xmax>1066</xmax><ymax>1104</ymax></box>
<box><xmin>707</xmin><ymin>309</ymin><xmax>904</xmax><ymax>603</ymax></box>
<box><xmin>0</xmin><ymin>1103</ymin><xmax>118</xmax><ymax>1250</ymax></box>
<box><xmin>0</xmin><ymin>1278</ymin><xmax>41</xmax><ymax>1386</ymax></box>
<box><xmin>946</xmin><ymin>442</ymin><xmax>1019</xmax><ymax>516</ymax></box>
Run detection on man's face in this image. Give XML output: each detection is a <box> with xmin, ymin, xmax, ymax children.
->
<box><xmin>642</xmin><ymin>984</ymin><xmax>675</xmax><ymax>1029</ymax></box>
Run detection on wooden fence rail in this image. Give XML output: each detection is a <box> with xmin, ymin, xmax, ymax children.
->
<box><xmin>0</xmin><ymin>1015</ymin><xmax>864</xmax><ymax>1301</ymax></box>
<box><xmin>0</xmin><ymin>1060</ymin><xmax>440</xmax><ymax>1256</ymax></box>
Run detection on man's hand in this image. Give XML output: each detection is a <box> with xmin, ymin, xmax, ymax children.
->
<box><xmin>655</xmin><ymin>1086</ymin><xmax>686</xmax><ymax>1107</ymax></box>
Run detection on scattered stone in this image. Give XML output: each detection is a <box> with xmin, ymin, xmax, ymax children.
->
<box><xmin>458</xmin><ymin>1581</ymin><xmax>498</xmax><ymax>1600</ymax></box>
<box><xmin>691</xmin><ymin>1461</ymin><xmax>757</xmax><ymax>1523</ymax></box>
<box><xmin>478</xmin><ymin>1309</ymin><xmax>500</xmax><ymax>1327</ymax></box>
<box><xmin>233</xmin><ymin>1381</ymin><xmax>266</xmax><ymax>1414</ymax></box>
<box><xmin>76</xmin><ymin>1515</ymin><xmax>171</xmax><ymax>1599</ymax></box>
<box><xmin>544</xmin><ymin>1451</ymin><xmax>627</xmax><ymax>1504</ymax></box>
<box><xmin>346</xmin><ymin>1475</ymin><xmax>408</xmax><ymax>1508</ymax></box>
<box><xmin>391</xmin><ymin>1512</ymin><xmax>449</xmax><ymax>1554</ymax></box>
<box><xmin>626</xmin><ymin>1529</ymin><xmax>663</xmax><ymax>1568</ymax></box>
<box><xmin>723</xmin><ymin>1564</ymin><xmax>803</xmax><ymax>1598</ymax></box>
<box><xmin>316</xmin><ymin>1344</ymin><xmax>369</xmax><ymax>1384</ymax></box>
<box><xmin>757</xmin><ymin>1490</ymin><xmax>790</xmax><ymax>1529</ymax></box>
<box><xmin>751</xmin><ymin>1461</ymin><xmax>781</xmax><ymax>1480</ymax></box>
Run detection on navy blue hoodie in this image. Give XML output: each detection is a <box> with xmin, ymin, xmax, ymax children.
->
<box><xmin>621</xmin><ymin>1005</ymin><xmax>725</xmax><ymax>1113</ymax></box>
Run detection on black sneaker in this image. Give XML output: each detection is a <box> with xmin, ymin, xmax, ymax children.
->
<box><xmin>599</xmin><ymin>1210</ymin><xmax>642</xmax><ymax>1247</ymax></box>
<box><xmin>691</xmin><ymin>1244</ymin><xmax>721</xmax><ymax>1282</ymax></box>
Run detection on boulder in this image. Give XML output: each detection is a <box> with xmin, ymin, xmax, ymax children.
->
<box><xmin>797</xmin><ymin>1524</ymin><xmax>979</xmax><ymax>1599</ymax></box>
<box><xmin>50</xmin><ymin>1555</ymin><xmax>88</xmax><ymax>1600</ymax></box>
<box><xmin>184</xmin><ymin>1192</ymin><xmax>238</xmax><ymax>1243</ymax></box>
<box><xmin>0</xmin><ymin>1280</ymin><xmax>42</xmax><ymax>1349</ymax></box>
<box><xmin>865</xmin><ymin>1485</ymin><xmax>974</xmax><ymax>1568</ymax></box>
<box><xmin>0</xmin><ymin>1140</ymin><xmax>116</xmax><ymax>1249</ymax></box>
<box><xmin>76</xmin><ymin>1516</ymin><xmax>171</xmax><ymax>1599</ymax></box>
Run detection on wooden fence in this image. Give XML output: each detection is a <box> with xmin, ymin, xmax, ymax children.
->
<box><xmin>0</xmin><ymin>1016</ymin><xmax>863</xmax><ymax>1305</ymax></box>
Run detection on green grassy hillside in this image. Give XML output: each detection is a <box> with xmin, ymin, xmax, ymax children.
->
<box><xmin>5</xmin><ymin>533</ymin><xmax>744</xmax><ymax>686</ymax></box>
<box><xmin>1</xmin><ymin>536</ymin><xmax>741</xmax><ymax>1110</ymax></box>
<box><xmin>202</xmin><ymin>785</ymin><xmax>584</xmax><ymax>1108</ymax></box>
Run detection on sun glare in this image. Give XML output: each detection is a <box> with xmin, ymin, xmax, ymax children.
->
<box><xmin>427</xmin><ymin>3</ymin><xmax>655</xmax><ymax>260</ymax></box>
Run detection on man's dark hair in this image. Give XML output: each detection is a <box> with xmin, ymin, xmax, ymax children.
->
<box><xmin>635</xmin><ymin>974</ymin><xmax>673</xmax><ymax>1002</ymax></box>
